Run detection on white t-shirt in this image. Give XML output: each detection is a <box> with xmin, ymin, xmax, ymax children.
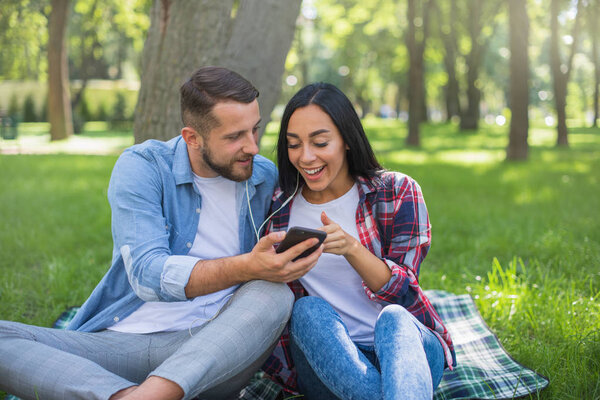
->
<box><xmin>109</xmin><ymin>175</ymin><xmax>240</xmax><ymax>333</ymax></box>
<box><xmin>289</xmin><ymin>184</ymin><xmax>383</xmax><ymax>345</ymax></box>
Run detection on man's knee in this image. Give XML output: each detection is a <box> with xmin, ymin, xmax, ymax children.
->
<box><xmin>0</xmin><ymin>321</ymin><xmax>37</xmax><ymax>341</ymax></box>
<box><xmin>239</xmin><ymin>280</ymin><xmax>294</xmax><ymax>325</ymax></box>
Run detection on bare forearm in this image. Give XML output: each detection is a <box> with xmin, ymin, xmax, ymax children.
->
<box><xmin>184</xmin><ymin>253</ymin><xmax>252</xmax><ymax>298</ymax></box>
<box><xmin>184</xmin><ymin>232</ymin><xmax>322</xmax><ymax>299</ymax></box>
<box><xmin>345</xmin><ymin>239</ymin><xmax>391</xmax><ymax>293</ymax></box>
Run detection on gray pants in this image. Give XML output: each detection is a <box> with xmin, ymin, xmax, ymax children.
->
<box><xmin>0</xmin><ymin>280</ymin><xmax>293</xmax><ymax>400</ymax></box>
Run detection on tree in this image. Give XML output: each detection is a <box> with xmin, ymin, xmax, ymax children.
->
<box><xmin>436</xmin><ymin>0</ymin><xmax>462</xmax><ymax>122</ymax></box>
<box><xmin>0</xmin><ymin>1</ymin><xmax>48</xmax><ymax>80</ymax></box>
<box><xmin>48</xmin><ymin>0</ymin><xmax>73</xmax><ymax>141</ymax></box>
<box><xmin>590</xmin><ymin>0</ymin><xmax>599</xmax><ymax>128</ymax></box>
<box><xmin>550</xmin><ymin>0</ymin><xmax>583</xmax><ymax>147</ymax></box>
<box><xmin>405</xmin><ymin>0</ymin><xmax>434</xmax><ymax>146</ymax></box>
<box><xmin>459</xmin><ymin>0</ymin><xmax>502</xmax><ymax>131</ymax></box>
<box><xmin>506</xmin><ymin>0</ymin><xmax>529</xmax><ymax>160</ymax></box>
<box><xmin>133</xmin><ymin>0</ymin><xmax>301</xmax><ymax>143</ymax></box>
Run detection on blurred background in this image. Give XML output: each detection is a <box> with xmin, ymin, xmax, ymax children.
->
<box><xmin>0</xmin><ymin>1</ymin><xmax>599</xmax><ymax>399</ymax></box>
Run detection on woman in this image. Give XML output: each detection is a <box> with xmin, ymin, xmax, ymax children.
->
<box><xmin>265</xmin><ymin>83</ymin><xmax>456</xmax><ymax>400</ymax></box>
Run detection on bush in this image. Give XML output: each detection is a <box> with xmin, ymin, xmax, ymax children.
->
<box><xmin>72</xmin><ymin>94</ymin><xmax>91</xmax><ymax>134</ymax></box>
<box><xmin>72</xmin><ymin>111</ymin><xmax>85</xmax><ymax>134</ymax></box>
<box><xmin>8</xmin><ymin>93</ymin><xmax>20</xmax><ymax>120</ymax></box>
<box><xmin>96</xmin><ymin>101</ymin><xmax>108</xmax><ymax>122</ymax></box>
<box><xmin>40</xmin><ymin>96</ymin><xmax>48</xmax><ymax>122</ymax></box>
<box><xmin>109</xmin><ymin>91</ymin><xmax>133</xmax><ymax>130</ymax></box>
<box><xmin>78</xmin><ymin>94</ymin><xmax>92</xmax><ymax>122</ymax></box>
<box><xmin>23</xmin><ymin>93</ymin><xmax>38</xmax><ymax>122</ymax></box>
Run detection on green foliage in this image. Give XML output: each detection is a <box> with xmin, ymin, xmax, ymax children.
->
<box><xmin>0</xmin><ymin>0</ymin><xmax>48</xmax><ymax>80</ymax></box>
<box><xmin>96</xmin><ymin>101</ymin><xmax>108</xmax><ymax>122</ymax></box>
<box><xmin>73</xmin><ymin>94</ymin><xmax>91</xmax><ymax>134</ymax></box>
<box><xmin>2</xmin><ymin>121</ymin><xmax>599</xmax><ymax>398</ymax></box>
<box><xmin>68</xmin><ymin>0</ymin><xmax>150</xmax><ymax>80</ymax></box>
<box><xmin>261</xmin><ymin>118</ymin><xmax>600</xmax><ymax>399</ymax></box>
<box><xmin>109</xmin><ymin>91</ymin><xmax>132</xmax><ymax>130</ymax></box>
<box><xmin>7</xmin><ymin>92</ymin><xmax>20</xmax><ymax>119</ymax></box>
<box><xmin>22</xmin><ymin>93</ymin><xmax>37</xmax><ymax>122</ymax></box>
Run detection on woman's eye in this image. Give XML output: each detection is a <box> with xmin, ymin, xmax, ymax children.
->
<box><xmin>315</xmin><ymin>142</ymin><xmax>328</xmax><ymax>148</ymax></box>
<box><xmin>287</xmin><ymin>143</ymin><xmax>300</xmax><ymax>149</ymax></box>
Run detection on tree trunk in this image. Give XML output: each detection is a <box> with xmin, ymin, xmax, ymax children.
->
<box><xmin>550</xmin><ymin>0</ymin><xmax>583</xmax><ymax>147</ymax></box>
<box><xmin>221</xmin><ymin>0</ymin><xmax>301</xmax><ymax>141</ymax></box>
<box><xmin>405</xmin><ymin>0</ymin><xmax>433</xmax><ymax>146</ymax></box>
<box><xmin>591</xmin><ymin>1</ymin><xmax>599</xmax><ymax>128</ymax></box>
<box><xmin>406</xmin><ymin>0</ymin><xmax>421</xmax><ymax>146</ymax></box>
<box><xmin>460</xmin><ymin>0</ymin><xmax>482</xmax><ymax>131</ymax></box>
<box><xmin>506</xmin><ymin>0</ymin><xmax>529</xmax><ymax>161</ymax></box>
<box><xmin>550</xmin><ymin>0</ymin><xmax>568</xmax><ymax>146</ymax></box>
<box><xmin>48</xmin><ymin>0</ymin><xmax>73</xmax><ymax>141</ymax></box>
<box><xmin>441</xmin><ymin>0</ymin><xmax>461</xmax><ymax>121</ymax></box>
<box><xmin>134</xmin><ymin>0</ymin><xmax>301</xmax><ymax>144</ymax></box>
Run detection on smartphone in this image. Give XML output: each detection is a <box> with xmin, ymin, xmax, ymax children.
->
<box><xmin>275</xmin><ymin>226</ymin><xmax>326</xmax><ymax>261</ymax></box>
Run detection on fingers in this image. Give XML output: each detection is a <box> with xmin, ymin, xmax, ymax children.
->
<box><xmin>321</xmin><ymin>211</ymin><xmax>331</xmax><ymax>225</ymax></box>
<box><xmin>256</xmin><ymin>231</ymin><xmax>286</xmax><ymax>250</ymax></box>
<box><xmin>279</xmin><ymin>236</ymin><xmax>320</xmax><ymax>263</ymax></box>
<box><xmin>281</xmin><ymin>245</ymin><xmax>323</xmax><ymax>282</ymax></box>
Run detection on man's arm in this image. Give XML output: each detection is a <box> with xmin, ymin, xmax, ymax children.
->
<box><xmin>184</xmin><ymin>231</ymin><xmax>323</xmax><ymax>297</ymax></box>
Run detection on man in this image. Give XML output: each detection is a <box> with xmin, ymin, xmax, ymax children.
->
<box><xmin>0</xmin><ymin>67</ymin><xmax>322</xmax><ymax>400</ymax></box>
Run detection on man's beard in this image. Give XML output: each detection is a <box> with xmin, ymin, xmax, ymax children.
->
<box><xmin>201</xmin><ymin>146</ymin><xmax>253</xmax><ymax>182</ymax></box>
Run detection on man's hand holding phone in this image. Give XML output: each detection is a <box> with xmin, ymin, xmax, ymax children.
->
<box><xmin>243</xmin><ymin>227</ymin><xmax>326</xmax><ymax>283</ymax></box>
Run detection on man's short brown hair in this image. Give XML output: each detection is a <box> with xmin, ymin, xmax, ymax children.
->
<box><xmin>180</xmin><ymin>66</ymin><xmax>259</xmax><ymax>136</ymax></box>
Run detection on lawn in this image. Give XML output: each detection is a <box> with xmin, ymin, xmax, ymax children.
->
<box><xmin>1</xmin><ymin>120</ymin><xmax>599</xmax><ymax>399</ymax></box>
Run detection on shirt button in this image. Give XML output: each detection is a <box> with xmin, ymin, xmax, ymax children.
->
<box><xmin>113</xmin><ymin>316</ymin><xmax>119</xmax><ymax>322</ymax></box>
<box><xmin>186</xmin><ymin>242</ymin><xmax>192</xmax><ymax>248</ymax></box>
<box><xmin>165</xmin><ymin>225</ymin><xmax>169</xmax><ymax>229</ymax></box>
<box><xmin>196</xmin><ymin>208</ymin><xmax>201</xmax><ymax>214</ymax></box>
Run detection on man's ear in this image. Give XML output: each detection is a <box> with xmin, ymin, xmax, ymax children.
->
<box><xmin>181</xmin><ymin>127</ymin><xmax>203</xmax><ymax>149</ymax></box>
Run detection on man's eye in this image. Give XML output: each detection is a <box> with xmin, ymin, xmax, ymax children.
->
<box><xmin>253</xmin><ymin>126</ymin><xmax>260</xmax><ymax>133</ymax></box>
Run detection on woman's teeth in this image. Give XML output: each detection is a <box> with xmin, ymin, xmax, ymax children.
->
<box><xmin>304</xmin><ymin>166</ymin><xmax>324</xmax><ymax>175</ymax></box>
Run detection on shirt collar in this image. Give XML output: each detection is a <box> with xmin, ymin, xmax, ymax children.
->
<box><xmin>173</xmin><ymin>136</ymin><xmax>195</xmax><ymax>185</ymax></box>
<box><xmin>356</xmin><ymin>175</ymin><xmax>377</xmax><ymax>201</ymax></box>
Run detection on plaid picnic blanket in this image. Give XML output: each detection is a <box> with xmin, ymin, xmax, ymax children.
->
<box><xmin>6</xmin><ymin>290</ymin><xmax>548</xmax><ymax>400</ymax></box>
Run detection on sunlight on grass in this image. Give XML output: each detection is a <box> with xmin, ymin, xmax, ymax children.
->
<box><xmin>435</xmin><ymin>149</ymin><xmax>505</xmax><ymax>164</ymax></box>
<box><xmin>1</xmin><ymin>122</ymin><xmax>133</xmax><ymax>155</ymax></box>
<box><xmin>1</xmin><ymin>118</ymin><xmax>599</xmax><ymax>399</ymax></box>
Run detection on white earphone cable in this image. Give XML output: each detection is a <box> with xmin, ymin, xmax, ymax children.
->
<box><xmin>247</xmin><ymin>171</ymin><xmax>300</xmax><ymax>242</ymax></box>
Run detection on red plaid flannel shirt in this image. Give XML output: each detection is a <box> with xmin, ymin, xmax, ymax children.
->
<box><xmin>261</xmin><ymin>172</ymin><xmax>456</xmax><ymax>392</ymax></box>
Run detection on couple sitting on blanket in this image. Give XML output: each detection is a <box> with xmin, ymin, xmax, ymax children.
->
<box><xmin>0</xmin><ymin>67</ymin><xmax>456</xmax><ymax>400</ymax></box>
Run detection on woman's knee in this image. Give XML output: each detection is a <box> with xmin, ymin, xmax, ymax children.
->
<box><xmin>377</xmin><ymin>305</ymin><xmax>420</xmax><ymax>336</ymax></box>
<box><xmin>291</xmin><ymin>296</ymin><xmax>331</xmax><ymax>327</ymax></box>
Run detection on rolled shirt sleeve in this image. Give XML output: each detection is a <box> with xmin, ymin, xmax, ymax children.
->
<box><xmin>362</xmin><ymin>175</ymin><xmax>431</xmax><ymax>307</ymax></box>
<box><xmin>109</xmin><ymin>150</ymin><xmax>197</xmax><ymax>302</ymax></box>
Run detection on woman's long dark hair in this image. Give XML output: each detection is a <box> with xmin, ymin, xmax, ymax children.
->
<box><xmin>277</xmin><ymin>82</ymin><xmax>382</xmax><ymax>195</ymax></box>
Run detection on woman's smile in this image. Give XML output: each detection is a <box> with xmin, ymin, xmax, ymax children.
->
<box><xmin>286</xmin><ymin>104</ymin><xmax>354</xmax><ymax>203</ymax></box>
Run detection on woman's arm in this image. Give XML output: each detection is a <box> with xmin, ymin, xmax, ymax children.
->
<box><xmin>320</xmin><ymin>211</ymin><xmax>391</xmax><ymax>292</ymax></box>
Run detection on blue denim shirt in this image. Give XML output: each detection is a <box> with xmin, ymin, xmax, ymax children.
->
<box><xmin>67</xmin><ymin>136</ymin><xmax>277</xmax><ymax>332</ymax></box>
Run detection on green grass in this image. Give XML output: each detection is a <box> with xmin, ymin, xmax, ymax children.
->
<box><xmin>1</xmin><ymin>120</ymin><xmax>599</xmax><ymax>399</ymax></box>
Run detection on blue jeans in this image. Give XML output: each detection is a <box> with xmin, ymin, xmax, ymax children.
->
<box><xmin>289</xmin><ymin>296</ymin><xmax>445</xmax><ymax>400</ymax></box>
<box><xmin>0</xmin><ymin>280</ymin><xmax>293</xmax><ymax>400</ymax></box>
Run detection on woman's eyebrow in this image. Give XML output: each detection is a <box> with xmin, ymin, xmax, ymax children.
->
<box><xmin>286</xmin><ymin>129</ymin><xmax>330</xmax><ymax>138</ymax></box>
